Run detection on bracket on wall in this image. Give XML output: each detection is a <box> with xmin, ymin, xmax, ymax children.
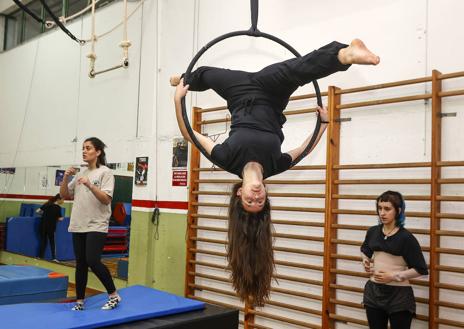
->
<box><xmin>439</xmin><ymin>112</ymin><xmax>457</xmax><ymax>118</ymax></box>
<box><xmin>334</xmin><ymin>117</ymin><xmax>352</xmax><ymax>123</ymax></box>
<box><xmin>201</xmin><ymin>114</ymin><xmax>230</xmax><ymax>142</ymax></box>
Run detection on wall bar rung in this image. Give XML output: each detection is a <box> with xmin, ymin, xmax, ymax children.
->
<box><xmin>336</xmin><ymin>76</ymin><xmax>432</xmax><ymax>95</ymax></box>
<box><xmin>334</xmin><ymin>162</ymin><xmax>430</xmax><ymax>169</ymax></box>
<box><xmin>337</xmin><ymin>93</ymin><xmax>432</xmax><ymax>110</ymax></box>
<box><xmin>249</xmin><ymin>309</ymin><xmax>321</xmax><ymax>329</ymax></box>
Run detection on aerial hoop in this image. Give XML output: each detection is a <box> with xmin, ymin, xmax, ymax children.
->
<box><xmin>181</xmin><ymin>0</ymin><xmax>322</xmax><ymax>168</ymax></box>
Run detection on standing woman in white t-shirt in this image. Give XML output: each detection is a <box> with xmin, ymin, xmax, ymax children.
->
<box><xmin>60</xmin><ymin>137</ymin><xmax>121</xmax><ymax>311</ymax></box>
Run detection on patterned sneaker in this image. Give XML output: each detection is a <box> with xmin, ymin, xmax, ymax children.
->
<box><xmin>101</xmin><ymin>295</ymin><xmax>121</xmax><ymax>310</ymax></box>
<box><xmin>71</xmin><ymin>302</ymin><xmax>84</xmax><ymax>311</ymax></box>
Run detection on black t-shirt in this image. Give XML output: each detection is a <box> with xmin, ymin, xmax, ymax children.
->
<box><xmin>40</xmin><ymin>203</ymin><xmax>62</xmax><ymax>231</ymax></box>
<box><xmin>186</xmin><ymin>67</ymin><xmax>293</xmax><ymax>178</ymax></box>
<box><xmin>185</xmin><ymin>67</ymin><xmax>289</xmax><ymax>143</ymax></box>
<box><xmin>361</xmin><ymin>225</ymin><xmax>428</xmax><ymax>275</ymax></box>
<box><xmin>211</xmin><ymin>127</ymin><xmax>292</xmax><ymax>179</ymax></box>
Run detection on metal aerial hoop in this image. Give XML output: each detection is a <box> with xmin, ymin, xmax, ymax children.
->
<box><xmin>181</xmin><ymin>0</ymin><xmax>323</xmax><ymax>168</ymax></box>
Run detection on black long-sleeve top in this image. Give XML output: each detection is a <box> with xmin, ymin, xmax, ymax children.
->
<box><xmin>361</xmin><ymin>225</ymin><xmax>428</xmax><ymax>275</ymax></box>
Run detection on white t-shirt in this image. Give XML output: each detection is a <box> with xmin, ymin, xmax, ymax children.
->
<box><xmin>68</xmin><ymin>165</ymin><xmax>114</xmax><ymax>233</ymax></box>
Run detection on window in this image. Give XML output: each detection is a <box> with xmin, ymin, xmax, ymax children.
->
<box><xmin>23</xmin><ymin>0</ymin><xmax>43</xmax><ymax>41</ymax></box>
<box><xmin>43</xmin><ymin>0</ymin><xmax>63</xmax><ymax>22</ymax></box>
<box><xmin>4</xmin><ymin>11</ymin><xmax>22</xmax><ymax>50</ymax></box>
<box><xmin>2</xmin><ymin>0</ymin><xmax>116</xmax><ymax>52</ymax></box>
<box><xmin>67</xmin><ymin>0</ymin><xmax>90</xmax><ymax>18</ymax></box>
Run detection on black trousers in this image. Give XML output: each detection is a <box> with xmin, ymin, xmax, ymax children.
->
<box><xmin>187</xmin><ymin>41</ymin><xmax>350</xmax><ymax>111</ymax></box>
<box><xmin>366</xmin><ymin>306</ymin><xmax>414</xmax><ymax>329</ymax></box>
<box><xmin>39</xmin><ymin>228</ymin><xmax>56</xmax><ymax>259</ymax></box>
<box><xmin>72</xmin><ymin>232</ymin><xmax>116</xmax><ymax>300</ymax></box>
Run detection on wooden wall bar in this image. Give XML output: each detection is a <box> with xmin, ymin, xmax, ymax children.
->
<box><xmin>186</xmin><ymin>69</ymin><xmax>464</xmax><ymax>328</ymax></box>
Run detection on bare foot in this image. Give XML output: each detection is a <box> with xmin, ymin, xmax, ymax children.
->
<box><xmin>338</xmin><ymin>39</ymin><xmax>380</xmax><ymax>65</ymax></box>
<box><xmin>170</xmin><ymin>75</ymin><xmax>181</xmax><ymax>86</ymax></box>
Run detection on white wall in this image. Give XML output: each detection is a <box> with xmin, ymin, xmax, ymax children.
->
<box><xmin>0</xmin><ymin>1</ymin><xmax>146</xmax><ymax>167</ymax></box>
<box><xmin>154</xmin><ymin>0</ymin><xmax>464</xmax><ymax>200</ymax></box>
<box><xmin>0</xmin><ymin>0</ymin><xmax>16</xmax><ymax>13</ymax></box>
<box><xmin>2</xmin><ymin>0</ymin><xmax>462</xmax><ymax>201</ymax></box>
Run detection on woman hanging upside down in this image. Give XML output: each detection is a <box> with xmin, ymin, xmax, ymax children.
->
<box><xmin>171</xmin><ymin>39</ymin><xmax>380</xmax><ymax>306</ymax></box>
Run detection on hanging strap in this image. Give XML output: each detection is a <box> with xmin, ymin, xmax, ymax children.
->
<box><xmin>38</xmin><ymin>0</ymin><xmax>86</xmax><ymax>45</ymax></box>
<box><xmin>250</xmin><ymin>0</ymin><xmax>259</xmax><ymax>33</ymax></box>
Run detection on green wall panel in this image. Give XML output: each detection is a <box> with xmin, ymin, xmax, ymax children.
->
<box><xmin>128</xmin><ymin>210</ymin><xmax>187</xmax><ymax>296</ymax></box>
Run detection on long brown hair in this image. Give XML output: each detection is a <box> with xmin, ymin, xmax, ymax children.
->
<box><xmin>227</xmin><ymin>182</ymin><xmax>274</xmax><ymax>306</ymax></box>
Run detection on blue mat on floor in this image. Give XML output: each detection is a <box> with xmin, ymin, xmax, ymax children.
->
<box><xmin>0</xmin><ymin>265</ymin><xmax>68</xmax><ymax>305</ymax></box>
<box><xmin>0</xmin><ymin>285</ymin><xmax>205</xmax><ymax>329</ymax></box>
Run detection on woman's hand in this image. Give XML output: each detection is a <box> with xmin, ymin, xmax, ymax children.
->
<box><xmin>174</xmin><ymin>78</ymin><xmax>189</xmax><ymax>101</ymax></box>
<box><xmin>362</xmin><ymin>258</ymin><xmax>373</xmax><ymax>274</ymax></box>
<box><xmin>373</xmin><ymin>270</ymin><xmax>395</xmax><ymax>283</ymax></box>
<box><xmin>64</xmin><ymin>167</ymin><xmax>77</xmax><ymax>177</ymax></box>
<box><xmin>77</xmin><ymin>176</ymin><xmax>91</xmax><ymax>188</ymax></box>
<box><xmin>316</xmin><ymin>105</ymin><xmax>329</xmax><ymax>123</ymax></box>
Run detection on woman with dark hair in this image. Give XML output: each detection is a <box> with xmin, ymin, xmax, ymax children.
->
<box><xmin>60</xmin><ymin>137</ymin><xmax>121</xmax><ymax>311</ymax></box>
<box><xmin>36</xmin><ymin>193</ymin><xmax>64</xmax><ymax>261</ymax></box>
<box><xmin>228</xmin><ymin>182</ymin><xmax>273</xmax><ymax>306</ymax></box>
<box><xmin>361</xmin><ymin>191</ymin><xmax>428</xmax><ymax>329</ymax></box>
<box><xmin>172</xmin><ymin>39</ymin><xmax>380</xmax><ymax>304</ymax></box>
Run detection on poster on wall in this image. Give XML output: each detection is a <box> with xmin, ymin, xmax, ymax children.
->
<box><xmin>172</xmin><ymin>138</ymin><xmax>188</xmax><ymax>168</ymax></box>
<box><xmin>55</xmin><ymin>168</ymin><xmax>79</xmax><ymax>186</ymax></box>
<box><xmin>135</xmin><ymin>157</ymin><xmax>148</xmax><ymax>186</ymax></box>
<box><xmin>172</xmin><ymin>138</ymin><xmax>188</xmax><ymax>186</ymax></box>
<box><xmin>55</xmin><ymin>170</ymin><xmax>65</xmax><ymax>186</ymax></box>
<box><xmin>0</xmin><ymin>168</ymin><xmax>16</xmax><ymax>174</ymax></box>
<box><xmin>127</xmin><ymin>162</ymin><xmax>134</xmax><ymax>172</ymax></box>
<box><xmin>107</xmin><ymin>163</ymin><xmax>118</xmax><ymax>170</ymax></box>
<box><xmin>172</xmin><ymin>170</ymin><xmax>187</xmax><ymax>187</ymax></box>
<box><xmin>39</xmin><ymin>172</ymin><xmax>48</xmax><ymax>189</ymax></box>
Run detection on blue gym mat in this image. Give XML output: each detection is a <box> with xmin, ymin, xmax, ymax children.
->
<box><xmin>0</xmin><ymin>265</ymin><xmax>68</xmax><ymax>305</ymax></box>
<box><xmin>0</xmin><ymin>285</ymin><xmax>205</xmax><ymax>329</ymax></box>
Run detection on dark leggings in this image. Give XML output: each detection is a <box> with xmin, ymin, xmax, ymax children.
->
<box><xmin>39</xmin><ymin>229</ymin><xmax>56</xmax><ymax>259</ymax></box>
<box><xmin>72</xmin><ymin>232</ymin><xmax>116</xmax><ymax>300</ymax></box>
<box><xmin>366</xmin><ymin>306</ymin><xmax>414</xmax><ymax>329</ymax></box>
<box><xmin>186</xmin><ymin>41</ymin><xmax>350</xmax><ymax>111</ymax></box>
